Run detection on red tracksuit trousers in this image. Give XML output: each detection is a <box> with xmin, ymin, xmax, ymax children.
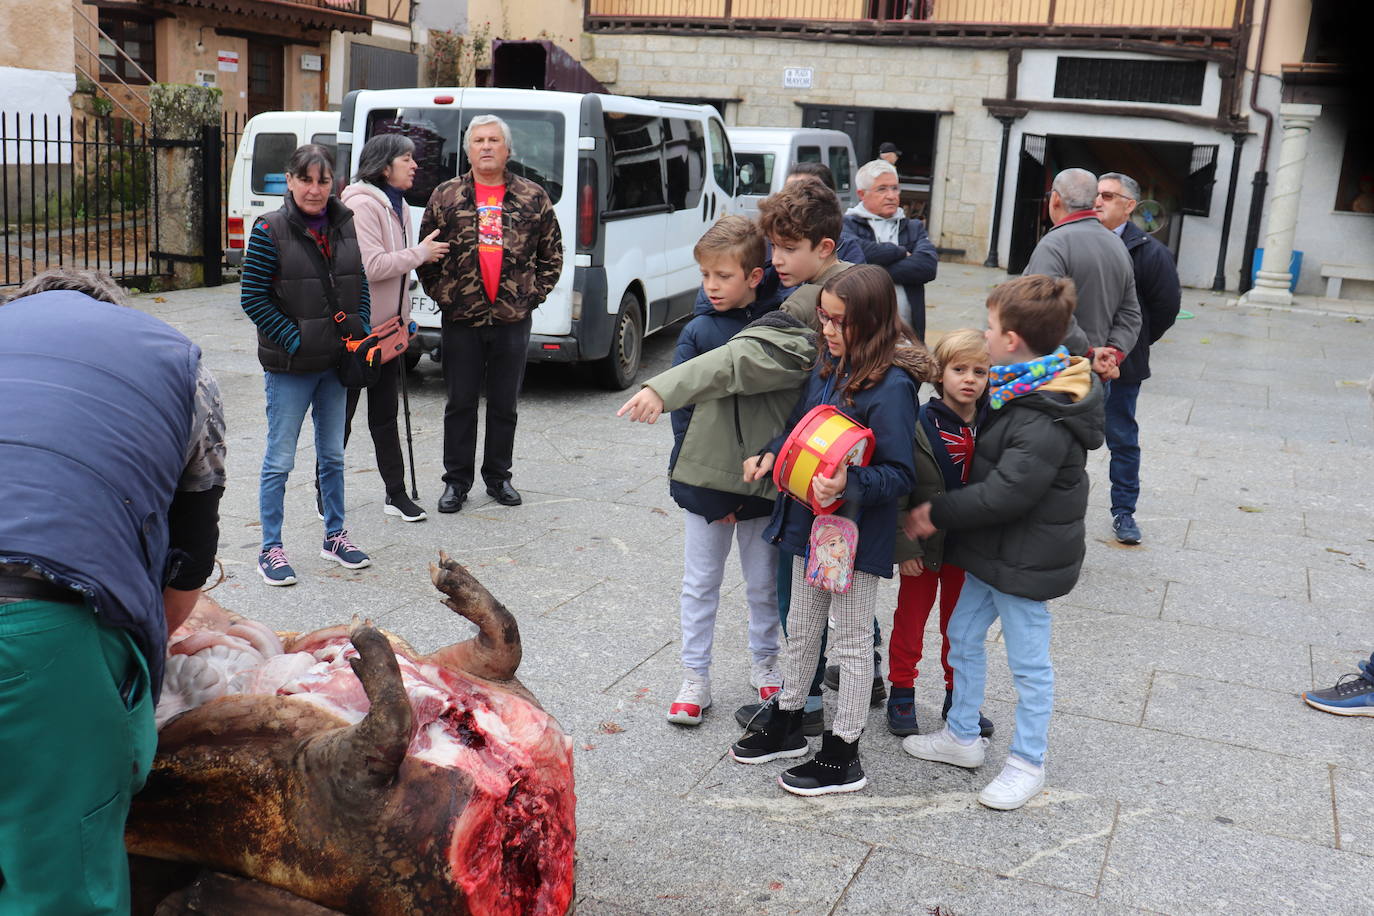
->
<box><xmin>888</xmin><ymin>563</ymin><xmax>966</xmax><ymax>690</ymax></box>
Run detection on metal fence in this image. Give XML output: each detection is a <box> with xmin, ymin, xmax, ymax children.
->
<box><xmin>0</xmin><ymin>112</ymin><xmax>160</xmax><ymax>289</ymax></box>
<box><xmin>221</xmin><ymin>110</ymin><xmax>244</xmax><ymax>270</ymax></box>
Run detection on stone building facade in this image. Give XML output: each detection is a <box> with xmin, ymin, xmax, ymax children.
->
<box><xmin>588</xmin><ymin>33</ymin><xmax>1008</xmax><ymax>263</ymax></box>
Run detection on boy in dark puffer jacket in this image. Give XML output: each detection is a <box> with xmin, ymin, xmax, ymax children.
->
<box><xmin>902</xmin><ymin>274</ymin><xmax>1104</xmax><ymax>811</ymax></box>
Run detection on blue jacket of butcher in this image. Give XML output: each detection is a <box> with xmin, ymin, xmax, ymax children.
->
<box><xmin>0</xmin><ymin>290</ymin><xmax>199</xmax><ymax>696</ymax></box>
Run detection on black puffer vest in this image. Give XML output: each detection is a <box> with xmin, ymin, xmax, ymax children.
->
<box><xmin>256</xmin><ymin>194</ymin><xmax>366</xmax><ymax>373</ymax></box>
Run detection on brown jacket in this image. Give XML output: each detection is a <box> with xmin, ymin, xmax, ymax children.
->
<box><xmin>416</xmin><ymin>169</ymin><xmax>563</xmax><ymax>326</ymax></box>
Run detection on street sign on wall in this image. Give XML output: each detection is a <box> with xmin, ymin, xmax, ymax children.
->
<box><xmin>783</xmin><ymin>67</ymin><xmax>814</xmax><ymax>89</ymax></box>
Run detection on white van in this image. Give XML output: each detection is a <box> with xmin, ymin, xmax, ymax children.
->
<box><xmin>224</xmin><ymin>111</ymin><xmax>339</xmax><ymax>266</ymax></box>
<box><xmin>727</xmin><ymin>127</ymin><xmax>857</xmax><ymax>216</ymax></box>
<box><xmin>337</xmin><ymin>87</ymin><xmax>737</xmax><ymax>388</ymax></box>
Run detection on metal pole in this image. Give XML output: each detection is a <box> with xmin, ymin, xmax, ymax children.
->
<box><xmin>200</xmin><ymin>123</ymin><xmax>223</xmax><ymax>286</ymax></box>
<box><xmin>399</xmin><ymin>352</ymin><xmax>419</xmax><ymax>500</ymax></box>
<box><xmin>1211</xmin><ymin>131</ymin><xmax>1247</xmax><ymax>291</ymax></box>
<box><xmin>983</xmin><ymin>114</ymin><xmax>1015</xmax><ymax>269</ymax></box>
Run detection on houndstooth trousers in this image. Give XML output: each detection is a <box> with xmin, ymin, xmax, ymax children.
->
<box><xmin>777</xmin><ymin>556</ymin><xmax>879</xmax><ymax>742</ymax></box>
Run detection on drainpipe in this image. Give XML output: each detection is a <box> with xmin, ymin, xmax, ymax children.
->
<box><xmin>1239</xmin><ymin>0</ymin><xmax>1276</xmax><ymax>293</ymax></box>
<box><xmin>1212</xmin><ymin>131</ymin><xmax>1248</xmax><ymax>290</ymax></box>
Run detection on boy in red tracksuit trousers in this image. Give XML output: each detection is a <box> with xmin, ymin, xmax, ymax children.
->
<box><xmin>886</xmin><ymin>329</ymin><xmax>994</xmax><ymax>737</ymax></box>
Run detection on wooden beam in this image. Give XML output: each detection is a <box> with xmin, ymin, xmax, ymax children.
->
<box><xmin>980</xmin><ymin>97</ymin><xmax>1250</xmax><ymax>132</ymax></box>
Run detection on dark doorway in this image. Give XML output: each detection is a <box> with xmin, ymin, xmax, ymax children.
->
<box><xmin>246</xmin><ymin>42</ymin><xmax>284</xmax><ymax>117</ymax></box>
<box><xmin>1007</xmin><ymin>133</ymin><xmax>1211</xmax><ymax>273</ymax></box>
<box><xmin>801</xmin><ymin>105</ymin><xmax>939</xmax><ymax>220</ymax></box>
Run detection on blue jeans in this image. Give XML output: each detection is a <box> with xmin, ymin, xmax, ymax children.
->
<box><xmin>946</xmin><ymin>573</ymin><xmax>1054</xmax><ymax>767</ymax></box>
<box><xmin>1105</xmin><ymin>380</ymin><xmax>1142</xmax><ymax>517</ymax></box>
<box><xmin>260</xmin><ymin>369</ymin><xmax>347</xmax><ymax>550</ymax></box>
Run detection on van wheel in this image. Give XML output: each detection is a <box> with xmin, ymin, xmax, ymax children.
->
<box><xmin>595</xmin><ymin>293</ymin><xmax>643</xmax><ymax>390</ymax></box>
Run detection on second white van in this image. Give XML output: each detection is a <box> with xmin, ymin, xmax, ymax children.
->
<box><xmin>224</xmin><ymin>110</ymin><xmax>339</xmax><ymax>267</ymax></box>
<box><xmin>338</xmin><ymin>87</ymin><xmax>738</xmax><ymax>388</ymax></box>
<box><xmin>727</xmin><ymin>126</ymin><xmax>857</xmax><ymax>216</ymax></box>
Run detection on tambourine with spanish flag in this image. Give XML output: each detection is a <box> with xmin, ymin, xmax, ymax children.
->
<box><xmin>772</xmin><ymin>404</ymin><xmax>876</xmax><ymax>515</ymax></box>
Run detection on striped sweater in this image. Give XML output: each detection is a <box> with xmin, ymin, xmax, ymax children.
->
<box><xmin>240</xmin><ymin>220</ymin><xmax>372</xmax><ymax>354</ymax></box>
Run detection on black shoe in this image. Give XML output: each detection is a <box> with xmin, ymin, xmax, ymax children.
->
<box><xmin>735</xmin><ymin>699</ymin><xmax>823</xmax><ymax>736</ymax></box>
<box><xmin>315</xmin><ymin>488</ymin><xmax>325</xmax><ymax>521</ymax></box>
<box><xmin>730</xmin><ymin>706</ymin><xmax>808</xmax><ymax>764</ymax></box>
<box><xmin>384</xmin><ymin>492</ymin><xmax>428</xmax><ymax>522</ymax></box>
<box><xmin>943</xmin><ymin>688</ymin><xmax>995</xmax><ymax>737</ymax></box>
<box><xmin>823</xmin><ymin>664</ymin><xmax>887</xmax><ymax>706</ymax></box>
<box><xmin>779</xmin><ymin>731</ymin><xmax>867</xmax><ymax>796</ymax></box>
<box><xmin>486</xmin><ymin>481</ymin><xmax>522</xmax><ymax>506</ymax></box>
<box><xmin>437</xmin><ymin>484</ymin><xmax>467</xmax><ymax>513</ymax></box>
<box><xmin>886</xmin><ymin>686</ymin><xmax>920</xmax><ymax>736</ymax></box>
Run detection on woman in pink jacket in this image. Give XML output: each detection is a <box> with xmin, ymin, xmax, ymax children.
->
<box><xmin>336</xmin><ymin>134</ymin><xmax>448</xmax><ymax>521</ymax></box>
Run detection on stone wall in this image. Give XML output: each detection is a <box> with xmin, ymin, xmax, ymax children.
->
<box><xmin>585</xmin><ymin>33</ymin><xmax>1008</xmax><ymax>261</ymax></box>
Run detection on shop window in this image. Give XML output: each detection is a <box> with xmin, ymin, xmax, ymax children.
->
<box><xmin>98</xmin><ymin>11</ymin><xmax>157</xmax><ymax>85</ymax></box>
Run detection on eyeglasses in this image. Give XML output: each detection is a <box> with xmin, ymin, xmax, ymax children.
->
<box><xmin>1096</xmin><ymin>191</ymin><xmax>1134</xmax><ymax>202</ymax></box>
<box><xmin>815</xmin><ymin>305</ymin><xmax>847</xmax><ymax>329</ymax></box>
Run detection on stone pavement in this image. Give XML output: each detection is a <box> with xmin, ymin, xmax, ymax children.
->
<box><xmin>132</xmin><ymin>263</ymin><xmax>1373</xmax><ymax>914</ymax></box>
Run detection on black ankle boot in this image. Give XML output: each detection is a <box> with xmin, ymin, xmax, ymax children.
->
<box><xmin>943</xmin><ymin>688</ymin><xmax>995</xmax><ymax>737</ymax></box>
<box><xmin>779</xmin><ymin>730</ymin><xmax>867</xmax><ymax>796</ymax></box>
<box><xmin>730</xmin><ymin>706</ymin><xmax>809</xmax><ymax>764</ymax></box>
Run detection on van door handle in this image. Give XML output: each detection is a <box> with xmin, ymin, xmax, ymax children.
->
<box><xmin>709</xmin><ymin>194</ymin><xmax>716</xmax><ymax>220</ymax></box>
<box><xmin>701</xmin><ymin>197</ymin><xmax>708</xmax><ymax>221</ymax></box>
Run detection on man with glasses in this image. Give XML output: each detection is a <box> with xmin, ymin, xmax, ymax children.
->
<box><xmin>1092</xmin><ymin>172</ymin><xmax>1181</xmax><ymax>545</ymax></box>
<box><xmin>843</xmin><ymin>159</ymin><xmax>938</xmax><ymax>340</ymax></box>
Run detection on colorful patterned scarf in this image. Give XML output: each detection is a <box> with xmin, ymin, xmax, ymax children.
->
<box><xmin>987</xmin><ymin>346</ymin><xmax>1071</xmax><ymax>410</ymax></box>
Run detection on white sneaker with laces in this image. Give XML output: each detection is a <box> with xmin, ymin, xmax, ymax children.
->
<box><xmin>666</xmin><ymin>672</ymin><xmax>711</xmax><ymax>725</ymax></box>
<box><xmin>750</xmin><ymin>657</ymin><xmax>783</xmax><ymax>702</ymax></box>
<box><xmin>978</xmin><ymin>756</ymin><xmax>1045</xmax><ymax>810</ymax></box>
<box><xmin>902</xmin><ymin>726</ymin><xmax>988</xmax><ymax>769</ymax></box>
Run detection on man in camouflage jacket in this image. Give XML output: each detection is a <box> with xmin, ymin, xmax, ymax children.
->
<box><xmin>417</xmin><ymin>115</ymin><xmax>563</xmax><ymax>512</ymax></box>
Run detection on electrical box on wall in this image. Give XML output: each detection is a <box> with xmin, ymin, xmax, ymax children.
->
<box><xmin>301</xmin><ymin>54</ymin><xmax>323</xmax><ymax>72</ymax></box>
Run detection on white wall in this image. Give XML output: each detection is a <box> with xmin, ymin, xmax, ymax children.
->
<box><xmin>1290</xmin><ymin>105</ymin><xmax>1373</xmax><ymax>294</ymax></box>
<box><xmin>0</xmin><ymin>66</ymin><xmax>76</xmax><ymax>163</ymax></box>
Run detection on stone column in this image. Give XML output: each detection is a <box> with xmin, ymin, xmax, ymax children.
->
<box><xmin>1242</xmin><ymin>103</ymin><xmax>1321</xmax><ymax>306</ymax></box>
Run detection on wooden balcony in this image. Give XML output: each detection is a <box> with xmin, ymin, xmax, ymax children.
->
<box><xmin>586</xmin><ymin>0</ymin><xmax>1244</xmax><ymax>47</ymax></box>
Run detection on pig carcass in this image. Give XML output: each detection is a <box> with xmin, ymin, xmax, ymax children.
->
<box><xmin>126</xmin><ymin>553</ymin><xmax>576</xmax><ymax>916</ymax></box>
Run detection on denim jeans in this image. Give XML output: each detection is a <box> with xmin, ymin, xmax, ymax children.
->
<box><xmin>260</xmin><ymin>369</ymin><xmax>347</xmax><ymax>550</ymax></box>
<box><xmin>945</xmin><ymin>573</ymin><xmax>1054</xmax><ymax>767</ymax></box>
<box><xmin>1105</xmin><ymin>380</ymin><xmax>1142</xmax><ymax>517</ymax></box>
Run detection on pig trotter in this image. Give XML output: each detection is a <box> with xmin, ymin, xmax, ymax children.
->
<box><xmin>297</xmin><ymin>624</ymin><xmax>415</xmax><ymax>804</ymax></box>
<box><xmin>427</xmin><ymin>551</ymin><xmax>523</xmax><ymax>682</ymax></box>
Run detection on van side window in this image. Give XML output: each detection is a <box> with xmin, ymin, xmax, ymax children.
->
<box><xmin>828</xmin><ymin>146</ymin><xmax>852</xmax><ymax>193</ymax></box>
<box><xmin>708</xmin><ymin>119</ymin><xmax>734</xmax><ymax>195</ymax></box>
<box><xmin>796</xmin><ymin>145</ymin><xmax>822</xmax><ymax>163</ymax></box>
<box><xmin>605</xmin><ymin>113</ymin><xmax>666</xmax><ymax>213</ymax></box>
<box><xmin>735</xmin><ymin>153</ymin><xmax>774</xmax><ymax>195</ymax></box>
<box><xmin>311</xmin><ymin>133</ymin><xmax>338</xmax><ymax>165</ymax></box>
<box><xmin>366</xmin><ymin>108</ymin><xmax>466</xmax><ymax>207</ymax></box>
<box><xmin>664</xmin><ymin>118</ymin><xmax>706</xmax><ymax>211</ymax></box>
<box><xmin>251</xmin><ymin>132</ymin><xmax>298</xmax><ymax>195</ymax></box>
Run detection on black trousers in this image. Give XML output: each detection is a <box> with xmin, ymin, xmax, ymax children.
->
<box><xmin>441</xmin><ymin>316</ymin><xmax>531</xmax><ymax>491</ymax></box>
<box><xmin>344</xmin><ymin>357</ymin><xmax>408</xmax><ymax>497</ymax></box>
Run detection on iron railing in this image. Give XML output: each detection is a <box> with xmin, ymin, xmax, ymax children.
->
<box><xmin>587</xmin><ymin>0</ymin><xmax>1241</xmax><ymax>31</ymax></box>
<box><xmin>0</xmin><ymin>113</ymin><xmax>161</xmax><ymax>289</ymax></box>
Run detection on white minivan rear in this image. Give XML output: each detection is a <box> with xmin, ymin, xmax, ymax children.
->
<box><xmin>225</xmin><ymin>111</ymin><xmax>339</xmax><ymax>266</ymax></box>
<box><xmin>338</xmin><ymin>87</ymin><xmax>737</xmax><ymax>388</ymax></box>
<box><xmin>727</xmin><ymin>127</ymin><xmax>857</xmax><ymax>216</ymax></box>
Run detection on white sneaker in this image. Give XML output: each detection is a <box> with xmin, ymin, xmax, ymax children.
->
<box><xmin>666</xmin><ymin>672</ymin><xmax>711</xmax><ymax>725</ymax></box>
<box><xmin>902</xmin><ymin>726</ymin><xmax>988</xmax><ymax>769</ymax></box>
<box><xmin>750</xmin><ymin>656</ymin><xmax>783</xmax><ymax>702</ymax></box>
<box><xmin>978</xmin><ymin>756</ymin><xmax>1045</xmax><ymax>810</ymax></box>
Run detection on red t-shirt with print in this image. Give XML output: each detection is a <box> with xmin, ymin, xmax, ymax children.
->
<box><xmin>475</xmin><ymin>182</ymin><xmax>504</xmax><ymax>303</ymax></box>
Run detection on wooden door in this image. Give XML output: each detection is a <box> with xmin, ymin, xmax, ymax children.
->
<box><xmin>247</xmin><ymin>42</ymin><xmax>284</xmax><ymax>118</ymax></box>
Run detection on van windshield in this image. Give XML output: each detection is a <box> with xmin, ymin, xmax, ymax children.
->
<box><xmin>736</xmin><ymin>152</ymin><xmax>774</xmax><ymax>196</ymax></box>
<box><xmin>365</xmin><ymin>107</ymin><xmax>565</xmax><ymax>207</ymax></box>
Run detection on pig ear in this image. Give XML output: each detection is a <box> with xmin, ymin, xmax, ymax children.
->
<box><xmin>426</xmin><ymin>552</ymin><xmax>523</xmax><ymax>682</ymax></box>
<box><xmin>301</xmin><ymin>624</ymin><xmax>415</xmax><ymax>794</ymax></box>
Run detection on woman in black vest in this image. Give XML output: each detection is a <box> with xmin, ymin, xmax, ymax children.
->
<box><xmin>240</xmin><ymin>144</ymin><xmax>373</xmax><ymax>586</ymax></box>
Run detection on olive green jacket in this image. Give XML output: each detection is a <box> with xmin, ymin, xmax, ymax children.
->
<box><xmin>648</xmin><ymin>318</ymin><xmax>817</xmax><ymax>498</ymax></box>
<box><xmin>893</xmin><ymin>422</ymin><xmax>949</xmax><ymax>569</ymax></box>
<box><xmin>780</xmin><ymin>259</ymin><xmax>855</xmax><ymax>331</ymax></box>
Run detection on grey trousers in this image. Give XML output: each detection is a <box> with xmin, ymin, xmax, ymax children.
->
<box><xmin>777</xmin><ymin>556</ymin><xmax>879</xmax><ymax>742</ymax></box>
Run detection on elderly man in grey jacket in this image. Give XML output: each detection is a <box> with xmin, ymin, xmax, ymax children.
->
<box><xmin>1024</xmin><ymin>168</ymin><xmax>1141</xmax><ymax>371</ymax></box>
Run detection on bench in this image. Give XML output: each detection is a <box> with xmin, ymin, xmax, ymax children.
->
<box><xmin>1321</xmin><ymin>262</ymin><xmax>1374</xmax><ymax>300</ymax></box>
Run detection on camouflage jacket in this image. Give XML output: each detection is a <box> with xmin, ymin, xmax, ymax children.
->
<box><xmin>416</xmin><ymin>169</ymin><xmax>563</xmax><ymax>325</ymax></box>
